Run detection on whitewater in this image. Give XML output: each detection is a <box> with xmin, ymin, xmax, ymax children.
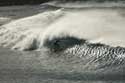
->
<box><xmin>0</xmin><ymin>6</ymin><xmax>125</xmax><ymax>50</ymax></box>
<box><xmin>0</xmin><ymin>1</ymin><xmax>125</xmax><ymax>82</ymax></box>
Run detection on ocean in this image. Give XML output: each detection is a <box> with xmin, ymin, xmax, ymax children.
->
<box><xmin>0</xmin><ymin>1</ymin><xmax>125</xmax><ymax>83</ymax></box>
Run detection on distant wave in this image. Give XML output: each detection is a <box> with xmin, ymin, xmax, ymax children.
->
<box><xmin>44</xmin><ymin>1</ymin><xmax>125</xmax><ymax>8</ymax></box>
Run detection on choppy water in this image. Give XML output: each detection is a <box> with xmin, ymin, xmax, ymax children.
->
<box><xmin>0</xmin><ymin>1</ymin><xmax>125</xmax><ymax>83</ymax></box>
<box><xmin>0</xmin><ymin>47</ymin><xmax>125</xmax><ymax>83</ymax></box>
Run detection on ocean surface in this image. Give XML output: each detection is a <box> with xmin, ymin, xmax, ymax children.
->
<box><xmin>0</xmin><ymin>1</ymin><xmax>125</xmax><ymax>83</ymax></box>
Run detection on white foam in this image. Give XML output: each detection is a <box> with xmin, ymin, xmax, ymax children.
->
<box><xmin>40</xmin><ymin>9</ymin><xmax>125</xmax><ymax>47</ymax></box>
<box><xmin>0</xmin><ymin>9</ymin><xmax>64</xmax><ymax>50</ymax></box>
<box><xmin>0</xmin><ymin>8</ymin><xmax>125</xmax><ymax>50</ymax></box>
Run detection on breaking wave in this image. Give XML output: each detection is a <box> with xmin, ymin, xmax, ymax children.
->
<box><xmin>0</xmin><ymin>5</ymin><xmax>125</xmax><ymax>51</ymax></box>
<box><xmin>0</xmin><ymin>2</ymin><xmax>125</xmax><ymax>80</ymax></box>
<box><xmin>0</xmin><ymin>8</ymin><xmax>64</xmax><ymax>50</ymax></box>
<box><xmin>0</xmin><ymin>5</ymin><xmax>125</xmax><ymax>50</ymax></box>
<box><xmin>0</xmin><ymin>1</ymin><xmax>125</xmax><ymax>51</ymax></box>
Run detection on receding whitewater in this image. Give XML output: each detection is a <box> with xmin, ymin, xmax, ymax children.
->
<box><xmin>0</xmin><ymin>1</ymin><xmax>125</xmax><ymax>83</ymax></box>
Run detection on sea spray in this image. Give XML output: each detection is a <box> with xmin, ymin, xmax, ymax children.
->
<box><xmin>0</xmin><ymin>8</ymin><xmax>125</xmax><ymax>51</ymax></box>
<box><xmin>39</xmin><ymin>9</ymin><xmax>125</xmax><ymax>48</ymax></box>
<box><xmin>0</xmin><ymin>9</ymin><xmax>64</xmax><ymax>50</ymax></box>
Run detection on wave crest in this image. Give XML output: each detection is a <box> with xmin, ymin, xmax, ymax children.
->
<box><xmin>0</xmin><ymin>9</ymin><xmax>64</xmax><ymax>50</ymax></box>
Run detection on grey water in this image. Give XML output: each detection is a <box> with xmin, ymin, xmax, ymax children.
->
<box><xmin>0</xmin><ymin>45</ymin><xmax>125</xmax><ymax>83</ymax></box>
<box><xmin>0</xmin><ymin>1</ymin><xmax>125</xmax><ymax>83</ymax></box>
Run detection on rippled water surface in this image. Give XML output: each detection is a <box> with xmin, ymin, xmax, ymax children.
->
<box><xmin>0</xmin><ymin>47</ymin><xmax>124</xmax><ymax>83</ymax></box>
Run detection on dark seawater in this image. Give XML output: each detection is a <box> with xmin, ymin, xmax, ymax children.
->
<box><xmin>0</xmin><ymin>47</ymin><xmax>124</xmax><ymax>83</ymax></box>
